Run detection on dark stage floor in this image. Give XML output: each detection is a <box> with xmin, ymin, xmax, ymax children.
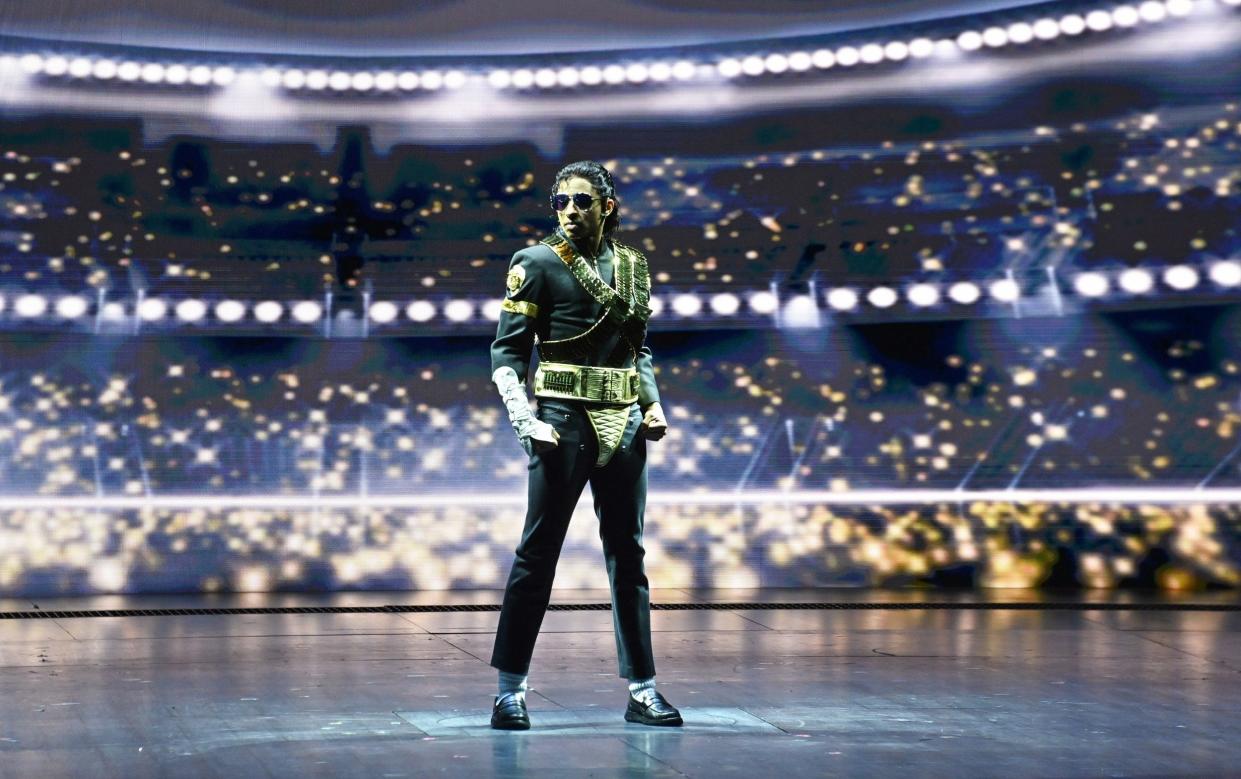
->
<box><xmin>1</xmin><ymin>588</ymin><xmax>1239</xmax><ymax>778</ymax></box>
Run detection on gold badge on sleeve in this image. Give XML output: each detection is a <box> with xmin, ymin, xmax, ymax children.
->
<box><xmin>505</xmin><ymin>265</ymin><xmax>526</xmax><ymax>297</ymax></box>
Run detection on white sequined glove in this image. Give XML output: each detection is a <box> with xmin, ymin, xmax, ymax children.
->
<box><xmin>493</xmin><ymin>367</ymin><xmax>560</xmax><ymax>455</ymax></box>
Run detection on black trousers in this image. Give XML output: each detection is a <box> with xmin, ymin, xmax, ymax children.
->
<box><xmin>490</xmin><ymin>399</ymin><xmax>655</xmax><ymax>680</ymax></box>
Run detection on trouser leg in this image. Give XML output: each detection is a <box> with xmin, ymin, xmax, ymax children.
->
<box><xmin>490</xmin><ymin>404</ymin><xmax>594</xmax><ymax>674</ymax></box>
<box><xmin>590</xmin><ymin>410</ymin><xmax>655</xmax><ymax>680</ymax></box>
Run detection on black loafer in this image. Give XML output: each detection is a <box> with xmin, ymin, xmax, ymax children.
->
<box><xmin>491</xmin><ymin>694</ymin><xmax>530</xmax><ymax>730</ymax></box>
<box><xmin>625</xmin><ymin>690</ymin><xmax>683</xmax><ymax>726</ymax></box>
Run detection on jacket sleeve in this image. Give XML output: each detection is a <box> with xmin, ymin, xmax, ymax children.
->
<box><xmin>637</xmin><ymin>345</ymin><xmax>661</xmax><ymax>409</ymax></box>
<box><xmin>490</xmin><ymin>250</ymin><xmax>547</xmax><ymax>383</ymax></box>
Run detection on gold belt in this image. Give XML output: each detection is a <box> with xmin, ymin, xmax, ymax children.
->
<box><xmin>533</xmin><ymin>362</ymin><xmax>640</xmax><ymax>405</ymax></box>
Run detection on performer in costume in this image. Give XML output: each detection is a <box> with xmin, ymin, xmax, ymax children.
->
<box><xmin>488</xmin><ymin>161</ymin><xmax>682</xmax><ymax>730</ymax></box>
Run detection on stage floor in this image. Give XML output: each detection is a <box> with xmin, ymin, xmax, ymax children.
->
<box><xmin>1</xmin><ymin>589</ymin><xmax>1239</xmax><ymax>778</ymax></box>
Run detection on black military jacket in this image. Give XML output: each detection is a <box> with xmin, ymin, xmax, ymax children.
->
<box><xmin>490</xmin><ymin>229</ymin><xmax>660</xmax><ymax>409</ymax></box>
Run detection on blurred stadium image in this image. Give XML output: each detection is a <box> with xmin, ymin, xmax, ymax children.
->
<box><xmin>1</xmin><ymin>0</ymin><xmax>1240</xmax><ymax>775</ymax></box>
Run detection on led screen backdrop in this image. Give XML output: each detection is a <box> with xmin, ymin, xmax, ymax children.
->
<box><xmin>1</xmin><ymin>0</ymin><xmax>1239</xmax><ymax>595</ymax></box>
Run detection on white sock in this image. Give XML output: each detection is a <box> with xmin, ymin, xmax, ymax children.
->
<box><xmin>628</xmin><ymin>677</ymin><xmax>656</xmax><ymax>701</ymax></box>
<box><xmin>498</xmin><ymin>670</ymin><xmax>528</xmax><ymax>702</ymax></box>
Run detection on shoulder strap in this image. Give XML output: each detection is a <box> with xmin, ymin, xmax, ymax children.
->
<box><xmin>541</xmin><ymin>233</ymin><xmax>637</xmax><ymax>323</ymax></box>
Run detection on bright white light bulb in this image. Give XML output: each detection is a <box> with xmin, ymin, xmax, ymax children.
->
<box><xmin>1118</xmin><ymin>268</ymin><xmax>1154</xmax><ymax>294</ymax></box>
<box><xmin>782</xmin><ymin>295</ymin><xmax>819</xmax><ymax>327</ymax></box>
<box><xmin>1164</xmin><ymin>0</ymin><xmax>1195</xmax><ymax>17</ymax></box>
<box><xmin>306</xmin><ymin>70</ymin><xmax>330</xmax><ymax>90</ymax></box>
<box><xmin>1163</xmin><ymin>265</ymin><xmax>1199</xmax><ymax>290</ymax></box>
<box><xmin>648</xmin><ymin>62</ymin><xmax>673</xmax><ymax>81</ymax></box>
<box><xmin>956</xmin><ymin>31</ymin><xmax>984</xmax><ymax>51</ymax></box>
<box><xmin>1033</xmin><ymin>18</ymin><xmax>1061</xmax><ymax>39</ymax></box>
<box><xmin>1208</xmin><ymin>260</ymin><xmax>1241</xmax><ymax>287</ymax></box>
<box><xmin>883</xmin><ymin>41</ymin><xmax>909</xmax><ymax>61</ymax></box>
<box><xmin>19</xmin><ymin>54</ymin><xmax>45</xmax><ymax>74</ymax></box>
<box><xmin>92</xmin><ymin>59</ymin><xmax>119</xmax><ymax>79</ymax></box>
<box><xmin>948</xmin><ymin>282</ymin><xmax>981</xmax><ymax>304</ymax></box>
<box><xmin>868</xmin><ymin>286</ymin><xmax>898</xmax><ymax>308</ymax></box>
<box><xmin>254</xmin><ymin>301</ymin><xmax>283</xmax><ymax>322</ymax></box>
<box><xmin>908</xmin><ymin>38</ymin><xmax>936</xmax><ymax>58</ymax></box>
<box><xmin>1085</xmin><ymin>10</ymin><xmax>1114</xmax><ymax>31</ymax></box>
<box><xmin>989</xmin><ymin>278</ymin><xmax>1021</xmax><ymax>303</ymax></box>
<box><xmin>1138</xmin><ymin>1</ymin><xmax>1168</xmax><ymax>21</ymax></box>
<box><xmin>175</xmin><ymin>299</ymin><xmax>207</xmax><ymax>322</ymax></box>
<box><xmin>489</xmin><ymin>69</ymin><xmax>514</xmax><ymax>89</ymax></box>
<box><xmin>835</xmin><ymin>46</ymin><xmax>860</xmax><ymax>66</ymax></box>
<box><xmin>534</xmin><ymin>68</ymin><xmax>557</xmax><ymax>88</ymax></box>
<box><xmin>510</xmin><ymin>69</ymin><xmax>534</xmax><ymax>89</ymax></box>
<box><xmin>215</xmin><ymin>300</ymin><xmax>246</xmax><ymax>322</ymax></box>
<box><xmin>907</xmin><ymin>283</ymin><xmax>940</xmax><ymax>307</ymax></box>
<box><xmin>117</xmin><ymin>61</ymin><xmax>142</xmax><ymax>81</ymax></box>
<box><xmin>671</xmin><ymin>294</ymin><xmax>702</xmax><ymax>317</ymax></box>
<box><xmin>141</xmin><ymin>63</ymin><xmax>166</xmax><ymax>83</ymax></box>
<box><xmin>68</xmin><ymin>57</ymin><xmax>93</xmax><ymax>77</ymax></box>
<box><xmin>1112</xmin><ymin>5</ymin><xmax>1140</xmax><ymax>26</ymax></box>
<box><xmin>788</xmin><ymin>52</ymin><xmax>814</xmax><ymax>71</ymax></box>
<box><xmin>1059</xmin><ymin>15</ymin><xmax>1087</xmax><ymax>35</ymax></box>
<box><xmin>710</xmin><ymin>293</ymin><xmax>740</xmax><ymax>315</ymax></box>
<box><xmin>444</xmin><ymin>300</ymin><xmax>474</xmax><ymax>321</ymax></box>
<box><xmin>138</xmin><ymin>298</ymin><xmax>167</xmax><ymax>321</ymax></box>
<box><xmin>765</xmin><ymin>54</ymin><xmax>791</xmax><ymax>73</ymax></box>
<box><xmin>859</xmin><ymin>44</ymin><xmax>884</xmax><ymax>64</ymax></box>
<box><xmin>982</xmin><ymin>27</ymin><xmax>1009</xmax><ymax>47</ymax></box>
<box><xmin>827</xmin><ymin>288</ymin><xmax>859</xmax><ymax>310</ymax></box>
<box><xmin>188</xmin><ymin>65</ymin><xmax>213</xmax><ymax>85</ymax></box>
<box><xmin>1073</xmin><ymin>272</ymin><xmax>1109</xmax><ymax>297</ymax></box>
<box><xmin>291</xmin><ymin>301</ymin><xmax>322</xmax><ymax>323</ymax></box>
<box><xmin>661</xmin><ymin>60</ymin><xmax>690</xmax><ymax>80</ymax></box>
<box><xmin>43</xmin><ymin>56</ymin><xmax>69</xmax><ymax>76</ymax></box>
<box><xmin>56</xmin><ymin>296</ymin><xmax>88</xmax><ymax>319</ymax></box>
<box><xmin>406</xmin><ymin>300</ymin><xmax>436</xmax><ymax>322</ymax></box>
<box><xmin>811</xmin><ymin>49</ymin><xmax>836</xmax><ymax>68</ymax></box>
<box><xmin>1007</xmin><ymin>23</ymin><xmax>1035</xmax><ymax>44</ymax></box>
<box><xmin>369</xmin><ymin>301</ymin><xmax>398</xmax><ymax>323</ymax></box>
<box><xmin>717</xmin><ymin>58</ymin><xmax>743</xmax><ymax>78</ymax></box>
<box><xmin>748</xmin><ymin>291</ymin><xmax>778</xmax><ymax>314</ymax></box>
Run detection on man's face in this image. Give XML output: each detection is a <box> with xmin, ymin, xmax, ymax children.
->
<box><xmin>554</xmin><ymin>176</ymin><xmax>613</xmax><ymax>250</ymax></box>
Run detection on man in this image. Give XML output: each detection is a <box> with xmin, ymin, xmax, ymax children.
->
<box><xmin>488</xmin><ymin>160</ymin><xmax>682</xmax><ymax>730</ymax></box>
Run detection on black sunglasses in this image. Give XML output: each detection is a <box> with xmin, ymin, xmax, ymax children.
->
<box><xmin>550</xmin><ymin>193</ymin><xmax>600</xmax><ymax>211</ymax></box>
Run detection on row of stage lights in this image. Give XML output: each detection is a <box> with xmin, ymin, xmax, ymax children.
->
<box><xmin>1</xmin><ymin>261</ymin><xmax>1238</xmax><ymax>327</ymax></box>
<box><xmin>4</xmin><ymin>0</ymin><xmax>1236</xmax><ymax>95</ymax></box>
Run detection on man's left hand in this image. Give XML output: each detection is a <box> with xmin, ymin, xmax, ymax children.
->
<box><xmin>640</xmin><ymin>402</ymin><xmax>669</xmax><ymax>441</ymax></box>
